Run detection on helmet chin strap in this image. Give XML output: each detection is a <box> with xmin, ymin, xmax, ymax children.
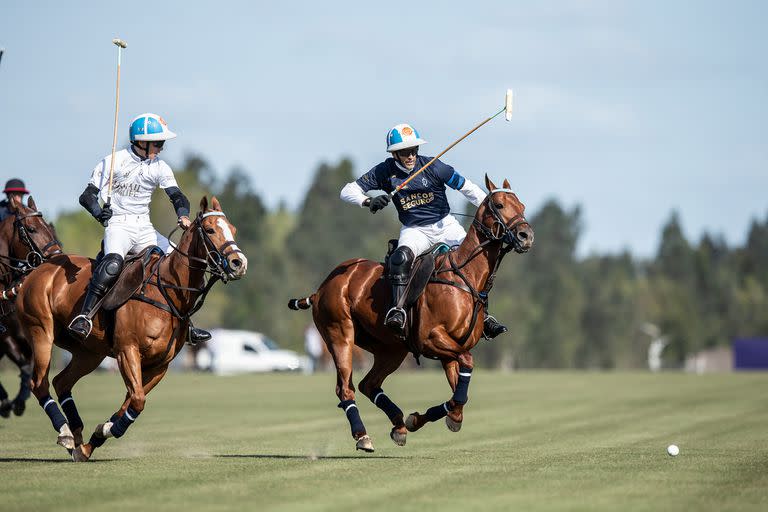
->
<box><xmin>131</xmin><ymin>142</ymin><xmax>153</xmax><ymax>161</ymax></box>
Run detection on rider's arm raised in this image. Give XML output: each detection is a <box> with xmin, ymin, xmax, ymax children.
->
<box><xmin>432</xmin><ymin>159</ymin><xmax>486</xmax><ymax>207</ymax></box>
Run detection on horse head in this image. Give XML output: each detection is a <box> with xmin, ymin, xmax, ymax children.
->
<box><xmin>3</xmin><ymin>195</ymin><xmax>63</xmax><ymax>268</ymax></box>
<box><xmin>473</xmin><ymin>175</ymin><xmax>534</xmax><ymax>254</ymax></box>
<box><xmin>190</xmin><ymin>196</ymin><xmax>248</xmax><ymax>282</ymax></box>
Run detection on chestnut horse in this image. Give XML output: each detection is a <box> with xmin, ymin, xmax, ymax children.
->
<box><xmin>0</xmin><ymin>196</ymin><xmax>62</xmax><ymax>418</ymax></box>
<box><xmin>15</xmin><ymin>197</ymin><xmax>247</xmax><ymax>461</ymax></box>
<box><xmin>289</xmin><ymin>176</ymin><xmax>534</xmax><ymax>452</ymax></box>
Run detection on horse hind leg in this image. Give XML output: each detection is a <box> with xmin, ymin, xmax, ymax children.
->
<box><xmin>320</xmin><ymin>319</ymin><xmax>373</xmax><ymax>453</ymax></box>
<box><xmin>358</xmin><ymin>346</ymin><xmax>409</xmax><ymax>447</ymax></box>
<box><xmin>2</xmin><ymin>336</ymin><xmax>33</xmax><ymax>417</ymax></box>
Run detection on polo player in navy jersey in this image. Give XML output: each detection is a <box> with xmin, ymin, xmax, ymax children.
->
<box><xmin>340</xmin><ymin>123</ymin><xmax>507</xmax><ymax>339</ymax></box>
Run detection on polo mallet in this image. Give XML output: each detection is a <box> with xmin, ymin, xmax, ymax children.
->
<box><xmin>105</xmin><ymin>38</ymin><xmax>127</xmax><ymax>212</ymax></box>
<box><xmin>391</xmin><ymin>88</ymin><xmax>514</xmax><ymax>197</ymax></box>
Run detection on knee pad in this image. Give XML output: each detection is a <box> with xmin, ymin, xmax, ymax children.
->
<box><xmin>92</xmin><ymin>254</ymin><xmax>124</xmax><ymax>292</ymax></box>
<box><xmin>390</xmin><ymin>246</ymin><xmax>414</xmax><ymax>269</ymax></box>
<box><xmin>102</xmin><ymin>254</ymin><xmax>124</xmax><ymax>278</ymax></box>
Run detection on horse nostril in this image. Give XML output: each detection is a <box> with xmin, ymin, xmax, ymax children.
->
<box><xmin>517</xmin><ymin>231</ymin><xmax>528</xmax><ymax>240</ymax></box>
<box><xmin>230</xmin><ymin>258</ymin><xmax>242</xmax><ymax>269</ymax></box>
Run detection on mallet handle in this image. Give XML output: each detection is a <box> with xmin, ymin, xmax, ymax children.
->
<box><xmin>391</xmin><ymin>106</ymin><xmax>505</xmax><ymax>196</ymax></box>
<box><xmin>106</xmin><ymin>47</ymin><xmax>122</xmax><ymax>205</ymax></box>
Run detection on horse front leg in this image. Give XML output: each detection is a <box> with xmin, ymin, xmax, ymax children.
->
<box><xmin>406</xmin><ymin>352</ymin><xmax>474</xmax><ymax>433</ymax></box>
<box><xmin>74</xmin><ymin>345</ymin><xmax>147</xmax><ymax>462</ymax></box>
<box><xmin>52</xmin><ymin>346</ymin><xmax>106</xmax><ymax>449</ymax></box>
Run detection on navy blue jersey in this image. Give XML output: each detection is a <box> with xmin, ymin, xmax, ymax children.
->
<box><xmin>356</xmin><ymin>156</ymin><xmax>467</xmax><ymax>227</ymax></box>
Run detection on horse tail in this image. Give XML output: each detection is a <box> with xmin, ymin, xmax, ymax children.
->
<box><xmin>287</xmin><ymin>294</ymin><xmax>315</xmax><ymax>311</ymax></box>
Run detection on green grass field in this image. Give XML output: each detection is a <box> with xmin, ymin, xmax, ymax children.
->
<box><xmin>1</xmin><ymin>369</ymin><xmax>767</xmax><ymax>511</ymax></box>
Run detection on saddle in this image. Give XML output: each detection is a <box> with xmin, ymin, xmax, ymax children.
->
<box><xmin>385</xmin><ymin>239</ymin><xmax>451</xmax><ymax>328</ymax></box>
<box><xmin>101</xmin><ymin>246</ymin><xmax>164</xmax><ymax>311</ymax></box>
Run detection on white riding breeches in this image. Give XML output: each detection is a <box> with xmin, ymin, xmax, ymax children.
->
<box><xmin>104</xmin><ymin>214</ymin><xmax>163</xmax><ymax>257</ymax></box>
<box><xmin>398</xmin><ymin>214</ymin><xmax>467</xmax><ymax>257</ymax></box>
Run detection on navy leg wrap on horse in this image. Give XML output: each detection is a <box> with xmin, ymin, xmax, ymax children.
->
<box><xmin>110</xmin><ymin>406</ymin><xmax>140</xmax><ymax>438</ymax></box>
<box><xmin>0</xmin><ymin>381</ymin><xmax>8</xmax><ymax>401</ymax></box>
<box><xmin>424</xmin><ymin>402</ymin><xmax>450</xmax><ymax>422</ymax></box>
<box><xmin>38</xmin><ymin>395</ymin><xmax>68</xmax><ymax>431</ymax></box>
<box><xmin>371</xmin><ymin>388</ymin><xmax>403</xmax><ymax>422</ymax></box>
<box><xmin>18</xmin><ymin>367</ymin><xmax>32</xmax><ymax>401</ymax></box>
<box><xmin>452</xmin><ymin>366</ymin><xmax>472</xmax><ymax>405</ymax></box>
<box><xmin>89</xmin><ymin>432</ymin><xmax>107</xmax><ymax>448</ymax></box>
<box><xmin>58</xmin><ymin>391</ymin><xmax>84</xmax><ymax>432</ymax></box>
<box><xmin>338</xmin><ymin>400</ymin><xmax>365</xmax><ymax>435</ymax></box>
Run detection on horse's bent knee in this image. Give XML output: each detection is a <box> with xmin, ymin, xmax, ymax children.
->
<box><xmin>128</xmin><ymin>393</ymin><xmax>146</xmax><ymax>413</ymax></box>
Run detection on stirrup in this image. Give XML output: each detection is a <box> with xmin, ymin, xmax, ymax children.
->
<box><xmin>384</xmin><ymin>307</ymin><xmax>406</xmax><ymax>331</ymax></box>
<box><xmin>68</xmin><ymin>315</ymin><xmax>93</xmax><ymax>339</ymax></box>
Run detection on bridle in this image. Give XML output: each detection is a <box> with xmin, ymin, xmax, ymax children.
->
<box><xmin>13</xmin><ymin>211</ymin><xmax>63</xmax><ymax>269</ymax></box>
<box><xmin>132</xmin><ymin>210</ymin><xmax>245</xmax><ymax>327</ymax></box>
<box><xmin>168</xmin><ymin>210</ymin><xmax>245</xmax><ymax>283</ymax></box>
<box><xmin>471</xmin><ymin>188</ymin><xmax>529</xmax><ymax>254</ymax></box>
<box><xmin>426</xmin><ymin>189</ymin><xmax>531</xmax><ymax>347</ymax></box>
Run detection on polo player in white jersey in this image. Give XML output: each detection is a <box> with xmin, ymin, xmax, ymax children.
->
<box><xmin>68</xmin><ymin>113</ymin><xmax>210</xmax><ymax>344</ymax></box>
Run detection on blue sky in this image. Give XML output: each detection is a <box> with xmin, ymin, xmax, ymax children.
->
<box><xmin>1</xmin><ymin>1</ymin><xmax>766</xmax><ymax>257</ymax></box>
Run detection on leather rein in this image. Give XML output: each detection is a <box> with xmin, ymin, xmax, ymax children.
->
<box><xmin>428</xmin><ymin>189</ymin><xmax>529</xmax><ymax>345</ymax></box>
<box><xmin>130</xmin><ymin>211</ymin><xmax>244</xmax><ymax>322</ymax></box>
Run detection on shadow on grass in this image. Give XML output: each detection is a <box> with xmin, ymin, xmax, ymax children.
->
<box><xmin>216</xmin><ymin>454</ymin><xmax>424</xmax><ymax>460</ymax></box>
<box><xmin>0</xmin><ymin>457</ymin><xmax>118</xmax><ymax>463</ymax></box>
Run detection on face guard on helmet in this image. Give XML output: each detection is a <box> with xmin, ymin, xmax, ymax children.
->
<box><xmin>386</xmin><ymin>123</ymin><xmax>427</xmax><ymax>153</ymax></box>
<box><xmin>129</xmin><ymin>113</ymin><xmax>177</xmax><ymax>142</ymax></box>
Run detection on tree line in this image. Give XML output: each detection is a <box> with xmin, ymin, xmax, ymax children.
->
<box><xmin>50</xmin><ymin>155</ymin><xmax>768</xmax><ymax>369</ymax></box>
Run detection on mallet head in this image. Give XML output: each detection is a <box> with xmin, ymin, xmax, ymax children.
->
<box><xmin>505</xmin><ymin>89</ymin><xmax>514</xmax><ymax>122</ymax></box>
<box><xmin>112</xmin><ymin>38</ymin><xmax>127</xmax><ymax>49</ymax></box>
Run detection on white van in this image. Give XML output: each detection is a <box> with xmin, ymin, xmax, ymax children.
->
<box><xmin>195</xmin><ymin>329</ymin><xmax>308</xmax><ymax>375</ymax></box>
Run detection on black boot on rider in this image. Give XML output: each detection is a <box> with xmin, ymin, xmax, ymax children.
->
<box><xmin>483</xmin><ymin>314</ymin><xmax>508</xmax><ymax>339</ymax></box>
<box><xmin>384</xmin><ymin>246</ymin><xmax>414</xmax><ymax>334</ymax></box>
<box><xmin>68</xmin><ymin>253</ymin><xmax>124</xmax><ymax>340</ymax></box>
<box><xmin>187</xmin><ymin>324</ymin><xmax>212</xmax><ymax>346</ymax></box>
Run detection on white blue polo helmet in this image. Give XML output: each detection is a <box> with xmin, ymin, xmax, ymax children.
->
<box><xmin>129</xmin><ymin>113</ymin><xmax>177</xmax><ymax>142</ymax></box>
<box><xmin>386</xmin><ymin>123</ymin><xmax>427</xmax><ymax>152</ymax></box>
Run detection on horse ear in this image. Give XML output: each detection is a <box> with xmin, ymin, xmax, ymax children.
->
<box><xmin>200</xmin><ymin>196</ymin><xmax>209</xmax><ymax>212</ymax></box>
<box><xmin>211</xmin><ymin>196</ymin><xmax>222</xmax><ymax>211</ymax></box>
<box><xmin>484</xmin><ymin>174</ymin><xmax>497</xmax><ymax>192</ymax></box>
<box><xmin>502</xmin><ymin>178</ymin><xmax>511</xmax><ymax>190</ymax></box>
<box><xmin>27</xmin><ymin>196</ymin><xmax>37</xmax><ymax>211</ymax></box>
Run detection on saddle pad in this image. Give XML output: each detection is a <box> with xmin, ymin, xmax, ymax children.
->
<box><xmin>102</xmin><ymin>246</ymin><xmax>163</xmax><ymax>311</ymax></box>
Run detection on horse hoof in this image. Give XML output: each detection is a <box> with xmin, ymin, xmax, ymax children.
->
<box><xmin>445</xmin><ymin>416</ymin><xmax>462</xmax><ymax>432</ymax></box>
<box><xmin>390</xmin><ymin>428</ymin><xmax>407</xmax><ymax>446</ymax></box>
<box><xmin>0</xmin><ymin>399</ymin><xmax>11</xmax><ymax>418</ymax></box>
<box><xmin>405</xmin><ymin>413</ymin><xmax>420</xmax><ymax>432</ymax></box>
<box><xmin>57</xmin><ymin>424</ymin><xmax>75</xmax><ymax>450</ymax></box>
<box><xmin>355</xmin><ymin>435</ymin><xmax>375</xmax><ymax>453</ymax></box>
<box><xmin>12</xmin><ymin>399</ymin><xmax>25</xmax><ymax>416</ymax></box>
<box><xmin>71</xmin><ymin>445</ymin><xmax>91</xmax><ymax>462</ymax></box>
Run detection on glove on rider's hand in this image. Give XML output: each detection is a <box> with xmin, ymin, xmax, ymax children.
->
<box><xmin>367</xmin><ymin>194</ymin><xmax>390</xmax><ymax>213</ymax></box>
<box><xmin>97</xmin><ymin>205</ymin><xmax>113</xmax><ymax>226</ymax></box>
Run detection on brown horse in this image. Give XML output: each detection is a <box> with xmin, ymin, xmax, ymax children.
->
<box><xmin>15</xmin><ymin>196</ymin><xmax>247</xmax><ymax>461</ymax></box>
<box><xmin>0</xmin><ymin>196</ymin><xmax>63</xmax><ymax>417</ymax></box>
<box><xmin>289</xmin><ymin>176</ymin><xmax>534</xmax><ymax>452</ymax></box>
